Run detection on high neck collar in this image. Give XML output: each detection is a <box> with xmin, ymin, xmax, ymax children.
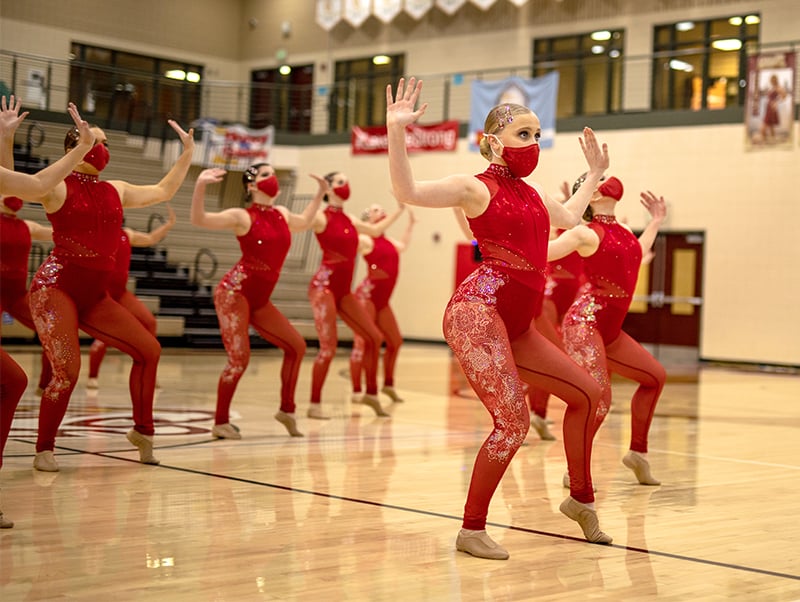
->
<box><xmin>592</xmin><ymin>213</ymin><xmax>617</xmax><ymax>225</ymax></box>
<box><xmin>251</xmin><ymin>202</ymin><xmax>274</xmax><ymax>211</ymax></box>
<box><xmin>71</xmin><ymin>171</ymin><xmax>99</xmax><ymax>183</ymax></box>
<box><xmin>486</xmin><ymin>163</ymin><xmax>516</xmax><ymax>179</ymax></box>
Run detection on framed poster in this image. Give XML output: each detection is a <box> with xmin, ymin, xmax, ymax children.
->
<box><xmin>745</xmin><ymin>51</ymin><xmax>795</xmax><ymax>150</ymax></box>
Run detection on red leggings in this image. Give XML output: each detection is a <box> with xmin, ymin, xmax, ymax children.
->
<box><xmin>89</xmin><ymin>290</ymin><xmax>157</xmax><ymax>378</ymax></box>
<box><xmin>0</xmin><ymin>348</ymin><xmax>27</xmax><ymax>469</ymax></box>
<box><xmin>444</xmin><ymin>266</ymin><xmax>601</xmax><ymax>531</ymax></box>
<box><xmin>349</xmin><ymin>300</ymin><xmax>402</xmax><ymax>393</ymax></box>
<box><xmin>213</xmin><ymin>290</ymin><xmax>306</xmax><ymax>423</ymax></box>
<box><xmin>0</xmin><ymin>282</ymin><xmax>53</xmax><ymax>391</ymax></box>
<box><xmin>527</xmin><ymin>303</ymin><xmax>564</xmax><ymax>418</ymax></box>
<box><xmin>308</xmin><ymin>287</ymin><xmax>381</xmax><ymax>403</ymax></box>
<box><xmin>564</xmin><ymin>321</ymin><xmax>666</xmax><ymax>452</ymax></box>
<box><xmin>29</xmin><ymin>285</ymin><xmax>161</xmax><ymax>451</ymax></box>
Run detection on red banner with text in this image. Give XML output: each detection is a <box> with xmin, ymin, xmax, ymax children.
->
<box><xmin>351</xmin><ymin>120</ymin><xmax>459</xmax><ymax>155</ymax></box>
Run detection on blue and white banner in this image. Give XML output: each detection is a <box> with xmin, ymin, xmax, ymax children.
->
<box><xmin>468</xmin><ymin>72</ymin><xmax>559</xmax><ymax>151</ymax></box>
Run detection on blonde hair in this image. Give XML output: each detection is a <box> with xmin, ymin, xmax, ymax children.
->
<box><xmin>478</xmin><ymin>103</ymin><xmax>534</xmax><ymax>160</ymax></box>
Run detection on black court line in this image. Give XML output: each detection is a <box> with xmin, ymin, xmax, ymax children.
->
<box><xmin>30</xmin><ymin>441</ymin><xmax>800</xmax><ymax>584</ymax></box>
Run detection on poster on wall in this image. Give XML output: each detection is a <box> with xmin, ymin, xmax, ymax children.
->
<box><xmin>192</xmin><ymin>121</ymin><xmax>275</xmax><ymax>170</ymax></box>
<box><xmin>744</xmin><ymin>51</ymin><xmax>795</xmax><ymax>150</ymax></box>
<box><xmin>468</xmin><ymin>72</ymin><xmax>559</xmax><ymax>152</ymax></box>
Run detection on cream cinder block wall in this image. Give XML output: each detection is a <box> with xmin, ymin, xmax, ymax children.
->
<box><xmin>287</xmin><ymin>121</ymin><xmax>800</xmax><ymax>367</ymax></box>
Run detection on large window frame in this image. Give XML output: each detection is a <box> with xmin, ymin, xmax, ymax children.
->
<box><xmin>250</xmin><ymin>64</ymin><xmax>314</xmax><ymax>133</ymax></box>
<box><xmin>533</xmin><ymin>29</ymin><xmax>624</xmax><ymax>118</ymax></box>
<box><xmin>651</xmin><ymin>14</ymin><xmax>760</xmax><ymax>111</ymax></box>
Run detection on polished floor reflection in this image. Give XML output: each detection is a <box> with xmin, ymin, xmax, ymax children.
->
<box><xmin>2</xmin><ymin>344</ymin><xmax>799</xmax><ymax>600</ymax></box>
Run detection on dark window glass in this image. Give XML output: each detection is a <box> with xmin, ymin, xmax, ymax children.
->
<box><xmin>250</xmin><ymin>64</ymin><xmax>314</xmax><ymax>133</ymax></box>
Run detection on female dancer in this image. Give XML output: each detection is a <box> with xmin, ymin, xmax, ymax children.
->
<box><xmin>307</xmin><ymin>172</ymin><xmax>404</xmax><ymax>419</ymax></box>
<box><xmin>0</xmin><ymin>97</ymin><xmax>94</xmax><ymax>526</ymax></box>
<box><xmin>26</xmin><ymin>118</ymin><xmax>195</xmax><ymax>471</ymax></box>
<box><xmin>86</xmin><ymin>205</ymin><xmax>177</xmax><ymax>389</ymax></box>
<box><xmin>191</xmin><ymin>165</ymin><xmax>326</xmax><ymax>438</ymax></box>
<box><xmin>550</xmin><ymin>175</ymin><xmax>667</xmax><ymax>485</ymax></box>
<box><xmin>387</xmin><ymin>77</ymin><xmax>611</xmax><ymax>558</ymax></box>
<box><xmin>348</xmin><ymin>204</ymin><xmax>416</xmax><ymax>403</ymax></box>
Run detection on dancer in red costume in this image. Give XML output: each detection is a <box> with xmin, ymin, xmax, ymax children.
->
<box><xmin>387</xmin><ymin>78</ymin><xmax>611</xmax><ymax>558</ymax></box>
<box><xmin>86</xmin><ymin>205</ymin><xmax>176</xmax><ymax>389</ymax></box>
<box><xmin>348</xmin><ymin>204</ymin><xmax>416</xmax><ymax>403</ymax></box>
<box><xmin>307</xmin><ymin>172</ymin><xmax>404</xmax><ymax>419</ymax></box>
<box><xmin>191</xmin><ymin>165</ymin><xmax>326</xmax><ymax>438</ymax></box>
<box><xmin>26</xmin><ymin>118</ymin><xmax>195</xmax><ymax>471</ymax></box>
<box><xmin>0</xmin><ymin>95</ymin><xmax>94</xmax><ymax>526</ymax></box>
<box><xmin>550</xmin><ymin>174</ymin><xmax>667</xmax><ymax>485</ymax></box>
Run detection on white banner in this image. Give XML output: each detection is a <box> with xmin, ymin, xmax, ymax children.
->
<box><xmin>435</xmin><ymin>0</ymin><xmax>466</xmax><ymax>15</ymax></box>
<box><xmin>344</xmin><ymin>0</ymin><xmax>372</xmax><ymax>27</ymax></box>
<box><xmin>470</xmin><ymin>0</ymin><xmax>497</xmax><ymax>9</ymax></box>
<box><xmin>373</xmin><ymin>0</ymin><xmax>403</xmax><ymax>23</ymax></box>
<box><xmin>316</xmin><ymin>0</ymin><xmax>342</xmax><ymax>31</ymax></box>
<box><xmin>192</xmin><ymin>121</ymin><xmax>275</xmax><ymax>171</ymax></box>
<box><xmin>506</xmin><ymin>0</ymin><xmax>529</xmax><ymax>6</ymax></box>
<box><xmin>404</xmin><ymin>0</ymin><xmax>433</xmax><ymax>20</ymax></box>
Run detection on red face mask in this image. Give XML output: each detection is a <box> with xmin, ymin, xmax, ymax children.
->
<box><xmin>256</xmin><ymin>175</ymin><xmax>280</xmax><ymax>198</ymax></box>
<box><xmin>490</xmin><ymin>135</ymin><xmax>540</xmax><ymax>178</ymax></box>
<box><xmin>333</xmin><ymin>183</ymin><xmax>351</xmax><ymax>201</ymax></box>
<box><xmin>2</xmin><ymin>196</ymin><xmax>24</xmax><ymax>212</ymax></box>
<box><xmin>598</xmin><ymin>176</ymin><xmax>623</xmax><ymax>200</ymax></box>
<box><xmin>83</xmin><ymin>143</ymin><xmax>110</xmax><ymax>172</ymax></box>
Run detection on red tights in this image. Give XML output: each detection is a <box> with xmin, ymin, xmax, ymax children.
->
<box><xmin>214</xmin><ymin>291</ymin><xmax>306</xmax><ymax>423</ymax></box>
<box><xmin>527</xmin><ymin>304</ymin><xmax>565</xmax><ymax>418</ymax></box>
<box><xmin>309</xmin><ymin>288</ymin><xmax>381</xmax><ymax>403</ymax></box>
<box><xmin>29</xmin><ymin>287</ymin><xmax>161</xmax><ymax>451</ymax></box>
<box><xmin>349</xmin><ymin>301</ymin><xmax>402</xmax><ymax>393</ymax></box>
<box><xmin>89</xmin><ymin>290</ymin><xmax>157</xmax><ymax>378</ymax></box>
<box><xmin>0</xmin><ymin>348</ymin><xmax>27</xmax><ymax>468</ymax></box>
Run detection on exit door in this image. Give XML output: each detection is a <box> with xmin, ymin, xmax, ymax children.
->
<box><xmin>623</xmin><ymin>231</ymin><xmax>704</xmax><ymax>347</ymax></box>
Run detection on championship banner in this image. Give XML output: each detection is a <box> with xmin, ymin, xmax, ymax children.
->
<box><xmin>351</xmin><ymin>120</ymin><xmax>459</xmax><ymax>154</ymax></box>
<box><xmin>745</xmin><ymin>51</ymin><xmax>795</xmax><ymax>150</ymax></box>
<box><xmin>193</xmin><ymin>121</ymin><xmax>275</xmax><ymax>170</ymax></box>
<box><xmin>468</xmin><ymin>72</ymin><xmax>559</xmax><ymax>151</ymax></box>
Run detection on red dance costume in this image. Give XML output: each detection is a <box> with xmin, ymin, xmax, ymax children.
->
<box><xmin>561</xmin><ymin>215</ymin><xmax>665</xmax><ymax>450</ymax></box>
<box><xmin>308</xmin><ymin>206</ymin><xmax>381</xmax><ymax>404</ymax></box>
<box><xmin>213</xmin><ymin>204</ymin><xmax>305</xmax><ymax>423</ymax></box>
<box><xmin>88</xmin><ymin>229</ymin><xmax>157</xmax><ymax>378</ymax></box>
<box><xmin>445</xmin><ymin>164</ymin><xmax>601</xmax><ymax>530</ymax></box>
<box><xmin>349</xmin><ymin>234</ymin><xmax>401</xmax><ymax>393</ymax></box>
<box><xmin>28</xmin><ymin>173</ymin><xmax>161</xmax><ymax>452</ymax></box>
<box><xmin>0</xmin><ymin>211</ymin><xmax>53</xmax><ymax>400</ymax></box>
<box><xmin>528</xmin><ymin>243</ymin><xmax>585</xmax><ymax>418</ymax></box>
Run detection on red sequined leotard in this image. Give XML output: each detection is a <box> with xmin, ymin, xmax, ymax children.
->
<box><xmin>355</xmin><ymin>234</ymin><xmax>399</xmax><ymax>310</ymax></box>
<box><xmin>217</xmin><ymin>204</ymin><xmax>291</xmax><ymax>309</ymax></box>
<box><xmin>566</xmin><ymin>214</ymin><xmax>641</xmax><ymax>345</ymax></box>
<box><xmin>107</xmin><ymin>229</ymin><xmax>132</xmax><ymax>300</ymax></box>
<box><xmin>0</xmin><ymin>213</ymin><xmax>32</xmax><ymax>310</ymax></box>
<box><xmin>310</xmin><ymin>205</ymin><xmax>359</xmax><ymax>305</ymax></box>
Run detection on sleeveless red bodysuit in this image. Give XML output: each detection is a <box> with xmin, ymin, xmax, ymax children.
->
<box><xmin>355</xmin><ymin>234</ymin><xmax>399</xmax><ymax>310</ymax></box>
<box><xmin>0</xmin><ymin>213</ymin><xmax>32</xmax><ymax>310</ymax></box>
<box><xmin>107</xmin><ymin>229</ymin><xmax>132</xmax><ymax>300</ymax></box>
<box><xmin>311</xmin><ymin>205</ymin><xmax>358</xmax><ymax>305</ymax></box>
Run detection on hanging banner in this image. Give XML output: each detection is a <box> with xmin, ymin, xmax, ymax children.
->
<box><xmin>404</xmin><ymin>0</ymin><xmax>433</xmax><ymax>20</ymax></box>
<box><xmin>745</xmin><ymin>51</ymin><xmax>795</xmax><ymax>150</ymax></box>
<box><xmin>435</xmin><ymin>0</ymin><xmax>466</xmax><ymax>15</ymax></box>
<box><xmin>344</xmin><ymin>0</ymin><xmax>372</xmax><ymax>27</ymax></box>
<box><xmin>470</xmin><ymin>0</ymin><xmax>498</xmax><ymax>9</ymax></box>
<box><xmin>506</xmin><ymin>0</ymin><xmax>529</xmax><ymax>6</ymax></box>
<box><xmin>192</xmin><ymin>121</ymin><xmax>275</xmax><ymax>170</ymax></box>
<box><xmin>351</xmin><ymin>120</ymin><xmax>459</xmax><ymax>154</ymax></box>
<box><xmin>468</xmin><ymin>72</ymin><xmax>560</xmax><ymax>151</ymax></box>
<box><xmin>316</xmin><ymin>0</ymin><xmax>342</xmax><ymax>31</ymax></box>
<box><xmin>374</xmin><ymin>0</ymin><xmax>403</xmax><ymax>23</ymax></box>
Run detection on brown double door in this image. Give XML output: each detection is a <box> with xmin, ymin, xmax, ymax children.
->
<box><xmin>623</xmin><ymin>231</ymin><xmax>704</xmax><ymax>347</ymax></box>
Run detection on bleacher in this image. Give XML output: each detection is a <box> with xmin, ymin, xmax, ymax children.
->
<box><xmin>4</xmin><ymin>119</ymin><xmax>351</xmax><ymax>348</ymax></box>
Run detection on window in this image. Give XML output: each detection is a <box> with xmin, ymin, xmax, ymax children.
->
<box><xmin>652</xmin><ymin>14</ymin><xmax>760</xmax><ymax>111</ymax></box>
<box><xmin>329</xmin><ymin>54</ymin><xmax>405</xmax><ymax>133</ymax></box>
<box><xmin>69</xmin><ymin>43</ymin><xmax>203</xmax><ymax>133</ymax></box>
<box><xmin>533</xmin><ymin>30</ymin><xmax>624</xmax><ymax>118</ymax></box>
<box><xmin>250</xmin><ymin>65</ymin><xmax>314</xmax><ymax>133</ymax></box>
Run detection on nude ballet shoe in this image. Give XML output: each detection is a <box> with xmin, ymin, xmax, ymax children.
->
<box><xmin>455</xmin><ymin>529</ymin><xmax>509</xmax><ymax>560</ymax></box>
<box><xmin>532</xmin><ymin>414</ymin><xmax>555</xmax><ymax>440</ymax></box>
<box><xmin>0</xmin><ymin>511</ymin><xmax>13</xmax><ymax>529</ymax></box>
<box><xmin>126</xmin><ymin>429</ymin><xmax>160</xmax><ymax>465</ymax></box>
<box><xmin>361</xmin><ymin>394</ymin><xmax>390</xmax><ymax>417</ymax></box>
<box><xmin>211</xmin><ymin>423</ymin><xmax>242</xmax><ymax>440</ymax></box>
<box><xmin>87</xmin><ymin>377</ymin><xmax>99</xmax><ymax>390</ymax></box>
<box><xmin>622</xmin><ymin>451</ymin><xmax>661</xmax><ymax>485</ymax></box>
<box><xmin>33</xmin><ymin>450</ymin><xmax>59</xmax><ymax>472</ymax></box>
<box><xmin>274</xmin><ymin>411</ymin><xmax>304</xmax><ymax>437</ymax></box>
<box><xmin>307</xmin><ymin>405</ymin><xmax>331</xmax><ymax>420</ymax></box>
<box><xmin>559</xmin><ymin>497</ymin><xmax>612</xmax><ymax>544</ymax></box>
<box><xmin>381</xmin><ymin>386</ymin><xmax>404</xmax><ymax>403</ymax></box>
